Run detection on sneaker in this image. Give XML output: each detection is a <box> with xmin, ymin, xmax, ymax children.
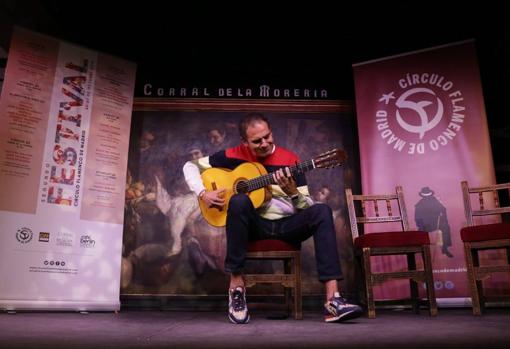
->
<box><xmin>324</xmin><ymin>292</ymin><xmax>363</xmax><ymax>323</ymax></box>
<box><xmin>442</xmin><ymin>247</ymin><xmax>454</xmax><ymax>258</ymax></box>
<box><xmin>228</xmin><ymin>286</ymin><xmax>250</xmax><ymax>324</ymax></box>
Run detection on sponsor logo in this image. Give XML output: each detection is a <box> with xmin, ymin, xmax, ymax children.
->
<box><xmin>16</xmin><ymin>227</ymin><xmax>33</xmax><ymax>244</ymax></box>
<box><xmin>56</xmin><ymin>231</ymin><xmax>74</xmax><ymax>247</ymax></box>
<box><xmin>80</xmin><ymin>235</ymin><xmax>95</xmax><ymax>248</ymax></box>
<box><xmin>39</xmin><ymin>232</ymin><xmax>50</xmax><ymax>242</ymax></box>
<box><xmin>376</xmin><ymin>72</ymin><xmax>466</xmax><ymax>155</ymax></box>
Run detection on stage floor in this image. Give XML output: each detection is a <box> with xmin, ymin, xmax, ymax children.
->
<box><xmin>1</xmin><ymin>308</ymin><xmax>509</xmax><ymax>348</ymax></box>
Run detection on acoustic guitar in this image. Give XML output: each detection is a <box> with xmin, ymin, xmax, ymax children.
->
<box><xmin>199</xmin><ymin>149</ymin><xmax>346</xmax><ymax>227</ymax></box>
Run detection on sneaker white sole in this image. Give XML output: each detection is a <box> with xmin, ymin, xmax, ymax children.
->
<box><xmin>325</xmin><ymin>309</ymin><xmax>362</xmax><ymax>323</ymax></box>
<box><xmin>228</xmin><ymin>313</ymin><xmax>250</xmax><ymax>324</ymax></box>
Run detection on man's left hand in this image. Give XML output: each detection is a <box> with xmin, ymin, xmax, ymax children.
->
<box><xmin>273</xmin><ymin>167</ymin><xmax>298</xmax><ymax>197</ymax></box>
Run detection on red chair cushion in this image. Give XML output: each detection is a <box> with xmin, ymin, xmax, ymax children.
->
<box><xmin>247</xmin><ymin>239</ymin><xmax>300</xmax><ymax>252</ymax></box>
<box><xmin>354</xmin><ymin>230</ymin><xmax>430</xmax><ymax>249</ymax></box>
<box><xmin>460</xmin><ymin>222</ymin><xmax>510</xmax><ymax>242</ymax></box>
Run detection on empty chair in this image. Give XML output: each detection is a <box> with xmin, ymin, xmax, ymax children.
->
<box><xmin>345</xmin><ymin>185</ymin><xmax>437</xmax><ymax>318</ymax></box>
<box><xmin>460</xmin><ymin>180</ymin><xmax>510</xmax><ymax>315</ymax></box>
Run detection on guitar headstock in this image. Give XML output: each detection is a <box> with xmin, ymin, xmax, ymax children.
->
<box><xmin>313</xmin><ymin>149</ymin><xmax>347</xmax><ymax>169</ymax></box>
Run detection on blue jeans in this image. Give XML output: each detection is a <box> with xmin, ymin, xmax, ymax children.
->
<box><xmin>224</xmin><ymin>194</ymin><xmax>343</xmax><ymax>282</ymax></box>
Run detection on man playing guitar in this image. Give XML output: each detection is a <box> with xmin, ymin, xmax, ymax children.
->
<box><xmin>183</xmin><ymin>112</ymin><xmax>362</xmax><ymax>324</ymax></box>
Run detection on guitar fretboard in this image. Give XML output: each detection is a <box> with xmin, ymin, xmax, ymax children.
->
<box><xmin>237</xmin><ymin>159</ymin><xmax>316</xmax><ymax>193</ymax></box>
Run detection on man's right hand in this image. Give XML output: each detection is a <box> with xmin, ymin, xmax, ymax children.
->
<box><xmin>200</xmin><ymin>189</ymin><xmax>226</xmax><ymax>208</ymax></box>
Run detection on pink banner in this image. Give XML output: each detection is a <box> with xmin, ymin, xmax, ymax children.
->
<box><xmin>352</xmin><ymin>41</ymin><xmax>504</xmax><ymax>300</ymax></box>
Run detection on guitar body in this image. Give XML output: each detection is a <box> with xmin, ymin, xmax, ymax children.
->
<box><xmin>198</xmin><ymin>148</ymin><xmax>346</xmax><ymax>227</ymax></box>
<box><xmin>199</xmin><ymin>162</ymin><xmax>269</xmax><ymax>227</ymax></box>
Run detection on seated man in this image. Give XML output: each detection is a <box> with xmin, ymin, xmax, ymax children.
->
<box><xmin>183</xmin><ymin>112</ymin><xmax>362</xmax><ymax>324</ymax></box>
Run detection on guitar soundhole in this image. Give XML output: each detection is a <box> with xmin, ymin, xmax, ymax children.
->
<box><xmin>235</xmin><ymin>180</ymin><xmax>249</xmax><ymax>194</ymax></box>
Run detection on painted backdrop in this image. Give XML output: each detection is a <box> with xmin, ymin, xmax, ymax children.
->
<box><xmin>120</xmin><ymin>99</ymin><xmax>360</xmax><ymax>297</ymax></box>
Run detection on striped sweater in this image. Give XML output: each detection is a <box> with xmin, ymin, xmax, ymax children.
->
<box><xmin>183</xmin><ymin>144</ymin><xmax>313</xmax><ymax>220</ymax></box>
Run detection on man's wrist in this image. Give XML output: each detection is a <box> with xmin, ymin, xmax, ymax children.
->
<box><xmin>289</xmin><ymin>192</ymin><xmax>300</xmax><ymax>200</ymax></box>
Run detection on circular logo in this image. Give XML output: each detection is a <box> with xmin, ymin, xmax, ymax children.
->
<box><xmin>376</xmin><ymin>72</ymin><xmax>466</xmax><ymax>155</ymax></box>
<box><xmin>444</xmin><ymin>280</ymin><xmax>455</xmax><ymax>290</ymax></box>
<box><xmin>43</xmin><ymin>260</ymin><xmax>66</xmax><ymax>267</ymax></box>
<box><xmin>16</xmin><ymin>227</ymin><xmax>33</xmax><ymax>244</ymax></box>
<box><xmin>434</xmin><ymin>280</ymin><xmax>444</xmax><ymax>290</ymax></box>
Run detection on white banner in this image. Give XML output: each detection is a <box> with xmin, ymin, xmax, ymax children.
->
<box><xmin>0</xmin><ymin>27</ymin><xmax>136</xmax><ymax>311</ymax></box>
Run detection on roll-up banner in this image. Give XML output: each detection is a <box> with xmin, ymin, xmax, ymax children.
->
<box><xmin>0</xmin><ymin>27</ymin><xmax>136</xmax><ymax>310</ymax></box>
<box><xmin>352</xmin><ymin>40</ymin><xmax>507</xmax><ymax>304</ymax></box>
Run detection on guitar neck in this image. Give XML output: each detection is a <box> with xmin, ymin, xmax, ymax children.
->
<box><xmin>244</xmin><ymin>159</ymin><xmax>316</xmax><ymax>192</ymax></box>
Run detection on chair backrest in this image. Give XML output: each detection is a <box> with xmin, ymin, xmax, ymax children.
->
<box><xmin>461</xmin><ymin>180</ymin><xmax>510</xmax><ymax>226</ymax></box>
<box><xmin>345</xmin><ymin>185</ymin><xmax>410</xmax><ymax>243</ymax></box>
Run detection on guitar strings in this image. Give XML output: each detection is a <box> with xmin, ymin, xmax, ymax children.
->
<box><xmin>236</xmin><ymin>160</ymin><xmax>315</xmax><ymax>193</ymax></box>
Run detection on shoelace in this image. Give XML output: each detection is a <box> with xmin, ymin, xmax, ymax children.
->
<box><xmin>333</xmin><ymin>292</ymin><xmax>351</xmax><ymax>303</ymax></box>
<box><xmin>231</xmin><ymin>290</ymin><xmax>246</xmax><ymax>312</ymax></box>
<box><xmin>329</xmin><ymin>295</ymin><xmax>350</xmax><ymax>310</ymax></box>
<box><xmin>336</xmin><ymin>296</ymin><xmax>347</xmax><ymax>303</ymax></box>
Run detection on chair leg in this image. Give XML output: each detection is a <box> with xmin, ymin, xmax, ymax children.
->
<box><xmin>284</xmin><ymin>287</ymin><xmax>292</xmax><ymax>318</ymax></box>
<box><xmin>295</xmin><ymin>254</ymin><xmax>302</xmax><ymax>320</ymax></box>
<box><xmin>284</xmin><ymin>259</ymin><xmax>292</xmax><ymax>318</ymax></box>
<box><xmin>472</xmin><ymin>248</ymin><xmax>485</xmax><ymax>314</ymax></box>
<box><xmin>464</xmin><ymin>243</ymin><xmax>482</xmax><ymax>315</ymax></box>
<box><xmin>476</xmin><ymin>278</ymin><xmax>485</xmax><ymax>314</ymax></box>
<box><xmin>362</xmin><ymin>248</ymin><xmax>376</xmax><ymax>319</ymax></box>
<box><xmin>422</xmin><ymin>245</ymin><xmax>438</xmax><ymax>316</ymax></box>
<box><xmin>407</xmin><ymin>252</ymin><xmax>419</xmax><ymax>314</ymax></box>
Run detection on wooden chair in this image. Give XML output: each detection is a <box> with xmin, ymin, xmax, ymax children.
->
<box><xmin>243</xmin><ymin>239</ymin><xmax>302</xmax><ymax>320</ymax></box>
<box><xmin>460</xmin><ymin>180</ymin><xmax>510</xmax><ymax>315</ymax></box>
<box><xmin>345</xmin><ymin>186</ymin><xmax>438</xmax><ymax>318</ymax></box>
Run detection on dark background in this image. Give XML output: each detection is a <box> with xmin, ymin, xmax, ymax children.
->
<box><xmin>1</xmin><ymin>1</ymin><xmax>509</xmax><ymax>181</ymax></box>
